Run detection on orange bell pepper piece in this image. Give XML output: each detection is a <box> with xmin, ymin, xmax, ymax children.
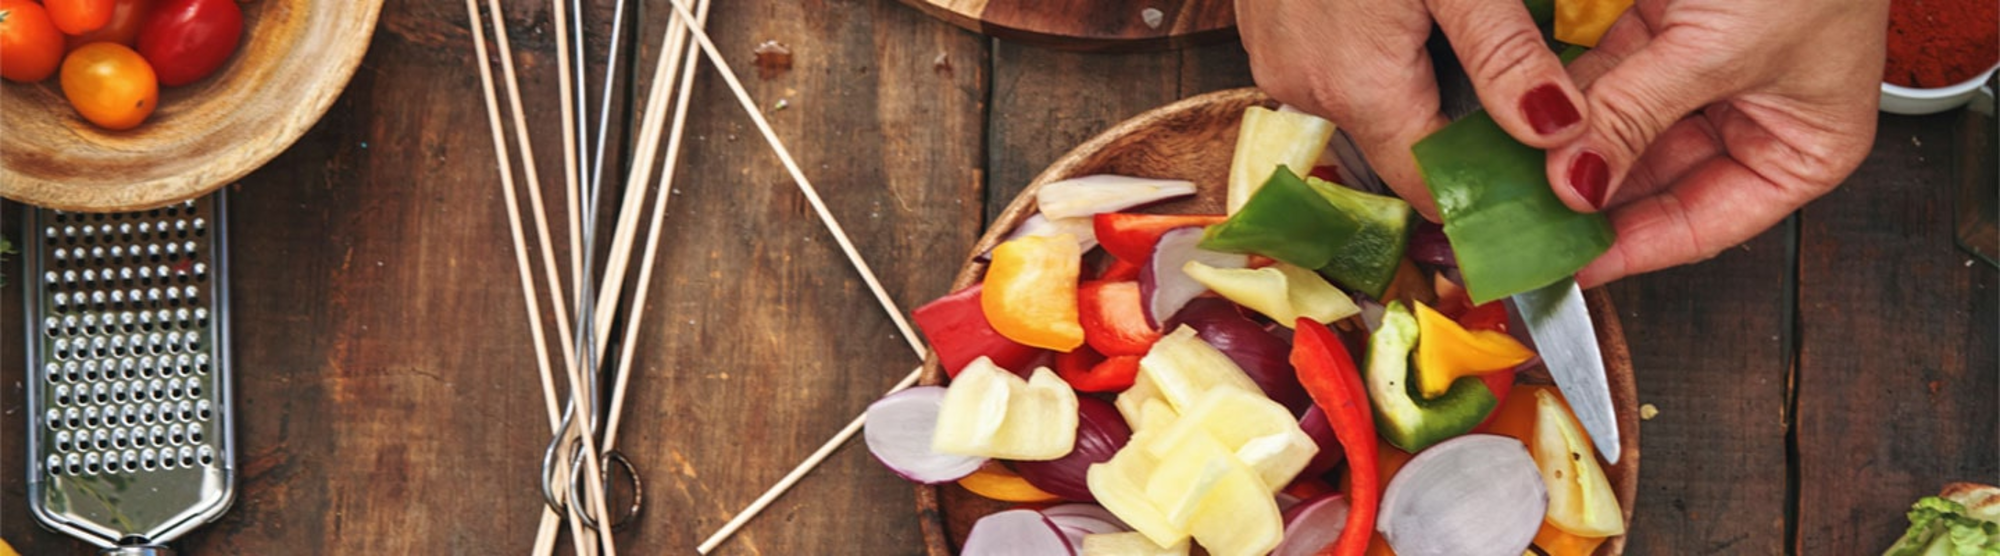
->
<box><xmin>982</xmin><ymin>234</ymin><xmax>1085</xmax><ymax>351</ymax></box>
<box><xmin>1534</xmin><ymin>522</ymin><xmax>1609</xmax><ymax>556</ymax></box>
<box><xmin>1555</xmin><ymin>0</ymin><xmax>1633</xmax><ymax>47</ymax></box>
<box><xmin>958</xmin><ymin>462</ymin><xmax>1062</xmax><ymax>503</ymax></box>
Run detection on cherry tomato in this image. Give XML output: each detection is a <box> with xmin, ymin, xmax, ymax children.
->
<box><xmin>135</xmin><ymin>0</ymin><xmax>237</xmax><ymax>86</ymax></box>
<box><xmin>0</xmin><ymin>0</ymin><xmax>65</xmax><ymax>82</ymax></box>
<box><xmin>60</xmin><ymin>42</ymin><xmax>158</xmax><ymax>130</ymax></box>
<box><xmin>65</xmin><ymin>0</ymin><xmax>155</xmax><ymax>51</ymax></box>
<box><xmin>44</xmin><ymin>0</ymin><xmax>114</xmax><ymax>35</ymax></box>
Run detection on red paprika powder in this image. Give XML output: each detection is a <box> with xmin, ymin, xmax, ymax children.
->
<box><xmin>1885</xmin><ymin>0</ymin><xmax>2000</xmax><ymax>88</ymax></box>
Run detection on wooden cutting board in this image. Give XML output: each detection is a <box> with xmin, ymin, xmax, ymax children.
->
<box><xmin>896</xmin><ymin>0</ymin><xmax>1235</xmax><ymax>51</ymax></box>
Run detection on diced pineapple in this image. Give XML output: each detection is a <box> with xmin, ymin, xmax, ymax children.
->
<box><xmin>1082</xmin><ymin>531</ymin><xmax>1191</xmax><ymax>556</ymax></box>
<box><xmin>1138</xmin><ymin>327</ymin><xmax>1263</xmax><ymax>414</ymax></box>
<box><xmin>1228</xmin><ymin>106</ymin><xmax>1336</xmax><ymax>214</ymax></box>
<box><xmin>932</xmin><ymin>358</ymin><xmax>1078</xmax><ymax>460</ymax></box>
<box><xmin>1089</xmin><ymin>445</ymin><xmax>1189</xmax><ymax>548</ymax></box>
<box><xmin>1145</xmin><ymin>388</ymin><xmax>1317</xmax><ymax>492</ymax></box>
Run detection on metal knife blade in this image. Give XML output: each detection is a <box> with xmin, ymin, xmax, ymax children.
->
<box><xmin>1512</xmin><ymin>279</ymin><xmax>1620</xmax><ymax>463</ymax></box>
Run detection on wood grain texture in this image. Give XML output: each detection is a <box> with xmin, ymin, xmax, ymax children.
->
<box><xmin>895</xmin><ymin>0</ymin><xmax>1235</xmax><ymax>52</ymax></box>
<box><xmin>1607</xmin><ymin>227</ymin><xmax>1793</xmax><ymax>555</ymax></box>
<box><xmin>1795</xmin><ymin>113</ymin><xmax>2000</xmax><ymax>554</ymax></box>
<box><xmin>609</xmin><ymin>0</ymin><xmax>986</xmax><ymax>553</ymax></box>
<box><xmin>0</xmin><ymin>0</ymin><xmax>386</xmax><ymax>212</ymax></box>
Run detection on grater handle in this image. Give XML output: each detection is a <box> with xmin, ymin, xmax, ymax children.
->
<box><xmin>102</xmin><ymin>546</ymin><xmax>175</xmax><ymax>556</ymax></box>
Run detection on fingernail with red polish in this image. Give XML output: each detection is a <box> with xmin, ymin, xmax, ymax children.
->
<box><xmin>1520</xmin><ymin>84</ymin><xmax>1580</xmax><ymax>135</ymax></box>
<box><xmin>1568</xmin><ymin>151</ymin><xmax>1610</xmax><ymax>209</ymax></box>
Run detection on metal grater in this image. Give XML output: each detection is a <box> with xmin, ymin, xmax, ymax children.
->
<box><xmin>23</xmin><ymin>194</ymin><xmax>234</xmax><ymax>556</ymax></box>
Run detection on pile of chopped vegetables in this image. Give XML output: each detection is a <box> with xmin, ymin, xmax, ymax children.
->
<box><xmin>864</xmin><ymin>104</ymin><xmax>1626</xmax><ymax>556</ymax></box>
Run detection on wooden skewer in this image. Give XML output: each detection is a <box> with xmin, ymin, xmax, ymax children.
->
<box><xmin>658</xmin><ymin>0</ymin><xmax>927</xmax><ymax>359</ymax></box>
<box><xmin>646</xmin><ymin>1</ymin><xmax>945</xmax><ymax>551</ymax></box>
<box><xmin>459</xmin><ymin>3</ymin><xmax>589</xmax><ymax>555</ymax></box>
<box><xmin>697</xmin><ymin>367</ymin><xmax>924</xmax><ymax>554</ymax></box>
<box><xmin>600</xmin><ymin>0</ymin><xmax>711</xmax><ymax>452</ymax></box>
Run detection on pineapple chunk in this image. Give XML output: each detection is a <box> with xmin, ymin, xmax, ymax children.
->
<box><xmin>1137</xmin><ymin>327</ymin><xmax>1263</xmax><ymax>414</ymax></box>
<box><xmin>932</xmin><ymin>358</ymin><xmax>1078</xmax><ymax>460</ymax></box>
<box><xmin>1146</xmin><ymin>388</ymin><xmax>1317</xmax><ymax>492</ymax></box>
<box><xmin>1228</xmin><ymin>106</ymin><xmax>1335</xmax><ymax>214</ymax></box>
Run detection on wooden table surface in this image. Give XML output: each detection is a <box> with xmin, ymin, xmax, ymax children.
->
<box><xmin>4</xmin><ymin>1</ymin><xmax>1995</xmax><ymax>554</ymax></box>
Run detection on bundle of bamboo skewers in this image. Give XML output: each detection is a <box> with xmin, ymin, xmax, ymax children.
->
<box><xmin>460</xmin><ymin>0</ymin><xmax>932</xmax><ymax>553</ymax></box>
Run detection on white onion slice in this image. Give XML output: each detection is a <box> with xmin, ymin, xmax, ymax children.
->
<box><xmin>963</xmin><ymin>508</ymin><xmax>1077</xmax><ymax>556</ymax></box>
<box><xmin>1140</xmin><ymin>227</ymin><xmax>1246</xmax><ymax>328</ymax></box>
<box><xmin>861</xmin><ymin>386</ymin><xmax>985</xmax><ymax>484</ymax></box>
<box><xmin>979</xmin><ymin>214</ymin><xmax>1097</xmax><ymax>262</ymax></box>
<box><xmin>1271</xmin><ymin>493</ymin><xmax>1349</xmax><ymax>556</ymax></box>
<box><xmin>1377</xmin><ymin>434</ymin><xmax>1547</xmax><ymax>556</ymax></box>
<box><xmin>1043</xmin><ymin>503</ymin><xmax>1131</xmax><ymax>549</ymax></box>
<box><xmin>1036</xmin><ymin>175</ymin><xmax>1198</xmax><ymax>219</ymax></box>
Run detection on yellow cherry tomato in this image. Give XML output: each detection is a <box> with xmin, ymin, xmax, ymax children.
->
<box><xmin>60</xmin><ymin>42</ymin><xmax>158</xmax><ymax>130</ymax></box>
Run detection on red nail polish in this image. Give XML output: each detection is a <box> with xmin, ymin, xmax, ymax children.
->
<box><xmin>1520</xmin><ymin>84</ymin><xmax>1580</xmax><ymax>135</ymax></box>
<box><xmin>1568</xmin><ymin>151</ymin><xmax>1609</xmax><ymax>209</ymax></box>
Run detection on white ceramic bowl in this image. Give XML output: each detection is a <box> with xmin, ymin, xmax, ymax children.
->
<box><xmin>1881</xmin><ymin>62</ymin><xmax>2000</xmax><ymax>115</ymax></box>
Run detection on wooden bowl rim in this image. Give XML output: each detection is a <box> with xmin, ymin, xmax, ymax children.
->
<box><xmin>914</xmin><ymin>87</ymin><xmax>1639</xmax><ymax>555</ymax></box>
<box><xmin>0</xmin><ymin>0</ymin><xmax>388</xmax><ymax>212</ymax></box>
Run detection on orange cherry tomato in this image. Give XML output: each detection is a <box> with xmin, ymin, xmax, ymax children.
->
<box><xmin>44</xmin><ymin>0</ymin><xmax>114</xmax><ymax>35</ymax></box>
<box><xmin>0</xmin><ymin>0</ymin><xmax>66</xmax><ymax>82</ymax></box>
<box><xmin>60</xmin><ymin>42</ymin><xmax>158</xmax><ymax>130</ymax></box>
<box><xmin>64</xmin><ymin>0</ymin><xmax>153</xmax><ymax>51</ymax></box>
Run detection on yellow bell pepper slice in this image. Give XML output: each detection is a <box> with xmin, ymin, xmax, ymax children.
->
<box><xmin>959</xmin><ymin>462</ymin><xmax>1063</xmax><ymax>503</ymax></box>
<box><xmin>1554</xmin><ymin>0</ymin><xmax>1633</xmax><ymax>47</ymax></box>
<box><xmin>1182</xmin><ymin>260</ymin><xmax>1359</xmax><ymax>328</ymax></box>
<box><xmin>1532</xmin><ymin>389</ymin><xmax>1626</xmax><ymax>537</ymax></box>
<box><xmin>1413</xmin><ymin>301</ymin><xmax>1536</xmax><ymax>399</ymax></box>
<box><xmin>982</xmin><ymin>234</ymin><xmax>1085</xmax><ymax>351</ymax></box>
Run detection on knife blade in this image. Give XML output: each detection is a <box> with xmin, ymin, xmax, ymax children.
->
<box><xmin>1512</xmin><ymin>279</ymin><xmax>1620</xmax><ymax>463</ymax></box>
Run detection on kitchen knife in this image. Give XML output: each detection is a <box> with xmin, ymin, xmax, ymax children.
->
<box><xmin>1512</xmin><ymin>279</ymin><xmax>1620</xmax><ymax>463</ymax></box>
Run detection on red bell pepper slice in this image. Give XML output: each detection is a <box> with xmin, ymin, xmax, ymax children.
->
<box><xmin>1055</xmin><ymin>349</ymin><xmax>1142</xmax><ymax>392</ymax></box>
<box><xmin>911</xmin><ymin>284</ymin><xmax>1047</xmax><ymax>378</ymax></box>
<box><xmin>1291</xmin><ymin>317</ymin><xmax>1379</xmax><ymax>556</ymax></box>
<box><xmin>1098</xmin><ymin>257</ymin><xmax>1143</xmax><ymax>282</ymax></box>
<box><xmin>1078</xmin><ymin>281</ymin><xmax>1162</xmax><ymax>356</ymax></box>
<box><xmin>1093</xmin><ymin>213</ymin><xmax>1227</xmax><ymax>264</ymax></box>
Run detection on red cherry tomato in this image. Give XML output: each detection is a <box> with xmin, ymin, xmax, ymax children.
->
<box><xmin>0</xmin><ymin>0</ymin><xmax>66</xmax><ymax>82</ymax></box>
<box><xmin>135</xmin><ymin>0</ymin><xmax>238</xmax><ymax>86</ymax></box>
<box><xmin>65</xmin><ymin>0</ymin><xmax>155</xmax><ymax>51</ymax></box>
<box><xmin>60</xmin><ymin>42</ymin><xmax>158</xmax><ymax>130</ymax></box>
<box><xmin>44</xmin><ymin>0</ymin><xmax>114</xmax><ymax>35</ymax></box>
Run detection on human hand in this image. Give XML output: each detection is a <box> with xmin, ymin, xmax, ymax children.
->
<box><xmin>1235</xmin><ymin>0</ymin><xmax>1592</xmax><ymax>219</ymax></box>
<box><xmin>1555</xmin><ymin>0</ymin><xmax>1885</xmax><ymax>286</ymax></box>
<box><xmin>1235</xmin><ymin>0</ymin><xmax>1885</xmax><ymax>287</ymax></box>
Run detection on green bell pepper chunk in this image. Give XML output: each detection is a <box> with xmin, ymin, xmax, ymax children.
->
<box><xmin>1365</xmin><ymin>300</ymin><xmax>1498</xmax><ymax>453</ymax></box>
<box><xmin>1413</xmin><ymin>111</ymin><xmax>1615</xmax><ymax>305</ymax></box>
<box><xmin>1198</xmin><ymin>165</ymin><xmax>1414</xmax><ymax>298</ymax></box>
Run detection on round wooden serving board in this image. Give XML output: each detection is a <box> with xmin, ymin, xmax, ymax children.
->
<box><xmin>896</xmin><ymin>0</ymin><xmax>1235</xmax><ymax>52</ymax></box>
<box><xmin>914</xmin><ymin>88</ymin><xmax>1640</xmax><ymax>555</ymax></box>
<box><xmin>0</xmin><ymin>0</ymin><xmax>386</xmax><ymax>212</ymax></box>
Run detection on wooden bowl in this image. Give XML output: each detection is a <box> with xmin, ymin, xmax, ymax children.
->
<box><xmin>0</xmin><ymin>0</ymin><xmax>386</xmax><ymax>212</ymax></box>
<box><xmin>915</xmin><ymin>88</ymin><xmax>1640</xmax><ymax>555</ymax></box>
<box><xmin>894</xmin><ymin>0</ymin><xmax>1235</xmax><ymax>52</ymax></box>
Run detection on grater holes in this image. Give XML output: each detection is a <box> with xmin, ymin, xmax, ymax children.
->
<box><xmin>65</xmin><ymin>407</ymin><xmax>81</xmax><ymax>429</ymax></box>
<box><xmin>53</xmin><ymin>338</ymin><xmax>71</xmax><ymax>361</ymax></box>
<box><xmin>196</xmin><ymin>354</ymin><xmax>212</xmax><ymax>374</ymax></box>
<box><xmin>123</xmin><ymin>450</ymin><xmax>140</xmax><ymax>472</ymax></box>
<box><xmin>83</xmin><ymin>406</ymin><xmax>101</xmax><ymax>428</ymax></box>
<box><xmin>46</xmin><ymin>455</ymin><xmax>63</xmax><ymax>476</ymax></box>
<box><xmin>46</xmin><ymin>408</ymin><xmax>63</xmax><ymax>429</ymax></box>
<box><xmin>63</xmin><ymin>361</ymin><xmax>81</xmax><ymax>383</ymax></box>
<box><xmin>122</xmin><ymin>405</ymin><xmax>140</xmax><ymax>426</ymax></box>
<box><xmin>113</xmin><ymin>428</ymin><xmax>129</xmax><ymax>448</ymax></box>
<box><xmin>55</xmin><ymin>431</ymin><xmax>72</xmax><ymax>452</ymax></box>
<box><xmin>198</xmin><ymin>446</ymin><xmax>214</xmax><ymax>466</ymax></box>
<box><xmin>139</xmin><ymin>402</ymin><xmax>157</xmax><ymax>425</ymax></box>
<box><xmin>94</xmin><ymin>429</ymin><xmax>111</xmax><ymax>450</ymax></box>
<box><xmin>55</xmin><ymin>385</ymin><xmax>71</xmax><ymax>407</ymax></box>
<box><xmin>93</xmin><ymin>382</ymin><xmax>109</xmax><ymax>405</ymax></box>
<box><xmin>190</xmin><ymin>423</ymin><xmax>205</xmax><ymax>443</ymax></box>
<box><xmin>82</xmin><ymin>360</ymin><xmax>101</xmax><ymax>382</ymax></box>
<box><xmin>149</xmin><ymin>379</ymin><xmax>167</xmax><ymax>402</ymax></box>
<box><xmin>157</xmin><ymin>449</ymin><xmax>175</xmax><ymax>470</ymax></box>
<box><xmin>67</xmin><ymin>454</ymin><xmax>83</xmax><ymax>475</ymax></box>
<box><xmin>140</xmin><ymin>449</ymin><xmax>157</xmax><ymax>471</ymax></box>
<box><xmin>169</xmin><ymin>424</ymin><xmax>185</xmax><ymax>445</ymax></box>
<box><xmin>45</xmin><ymin>363</ymin><xmax>61</xmax><ymax>383</ymax></box>
<box><xmin>166</xmin><ymin>378</ymin><xmax>185</xmax><ymax>400</ymax></box>
<box><xmin>180</xmin><ymin>447</ymin><xmax>196</xmax><ymax>468</ymax></box>
<box><xmin>84</xmin><ymin>453</ymin><xmax>101</xmax><ymax>475</ymax></box>
<box><xmin>197</xmin><ymin>400</ymin><xmax>213</xmax><ymax>421</ymax></box>
<box><xmin>177</xmin><ymin>400</ymin><xmax>194</xmax><ymax>422</ymax></box>
<box><xmin>149</xmin><ymin>425</ymin><xmax>166</xmax><ymax>447</ymax></box>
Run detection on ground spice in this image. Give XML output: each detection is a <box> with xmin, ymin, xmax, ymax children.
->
<box><xmin>1885</xmin><ymin>0</ymin><xmax>2000</xmax><ymax>88</ymax></box>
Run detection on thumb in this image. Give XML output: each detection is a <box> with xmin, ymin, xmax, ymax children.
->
<box><xmin>1548</xmin><ymin>34</ymin><xmax>1737</xmax><ymax>213</ymax></box>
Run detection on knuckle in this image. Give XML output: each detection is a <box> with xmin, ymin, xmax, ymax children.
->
<box><xmin>1466</xmin><ymin>27</ymin><xmax>1548</xmax><ymax>86</ymax></box>
<box><xmin>1588</xmin><ymin>85</ymin><xmax>1669</xmax><ymax>158</ymax></box>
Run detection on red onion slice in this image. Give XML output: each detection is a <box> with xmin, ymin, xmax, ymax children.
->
<box><xmin>963</xmin><ymin>508</ymin><xmax>1076</xmax><ymax>556</ymax></box>
<box><xmin>862</xmin><ymin>386</ymin><xmax>985</xmax><ymax>484</ymax></box>
<box><xmin>1171</xmin><ymin>298</ymin><xmax>1310</xmax><ymax>414</ymax></box>
<box><xmin>1141</xmin><ymin>227</ymin><xmax>1246</xmax><ymax>328</ymax></box>
<box><xmin>1016</xmin><ymin>397</ymin><xmax>1133</xmax><ymax>502</ymax></box>
<box><xmin>1272</xmin><ymin>493</ymin><xmax>1351</xmax><ymax>556</ymax></box>
<box><xmin>1377</xmin><ymin>434</ymin><xmax>1547</xmax><ymax>556</ymax></box>
<box><xmin>1296</xmin><ymin>406</ymin><xmax>1346</xmax><ymax>477</ymax></box>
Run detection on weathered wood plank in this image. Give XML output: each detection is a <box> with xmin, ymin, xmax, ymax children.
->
<box><xmin>1795</xmin><ymin>112</ymin><xmax>2000</xmax><ymax>554</ymax></box>
<box><xmin>612</xmin><ymin>0</ymin><xmax>987</xmax><ymax>552</ymax></box>
<box><xmin>1605</xmin><ymin>226</ymin><xmax>1793</xmax><ymax>555</ymax></box>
